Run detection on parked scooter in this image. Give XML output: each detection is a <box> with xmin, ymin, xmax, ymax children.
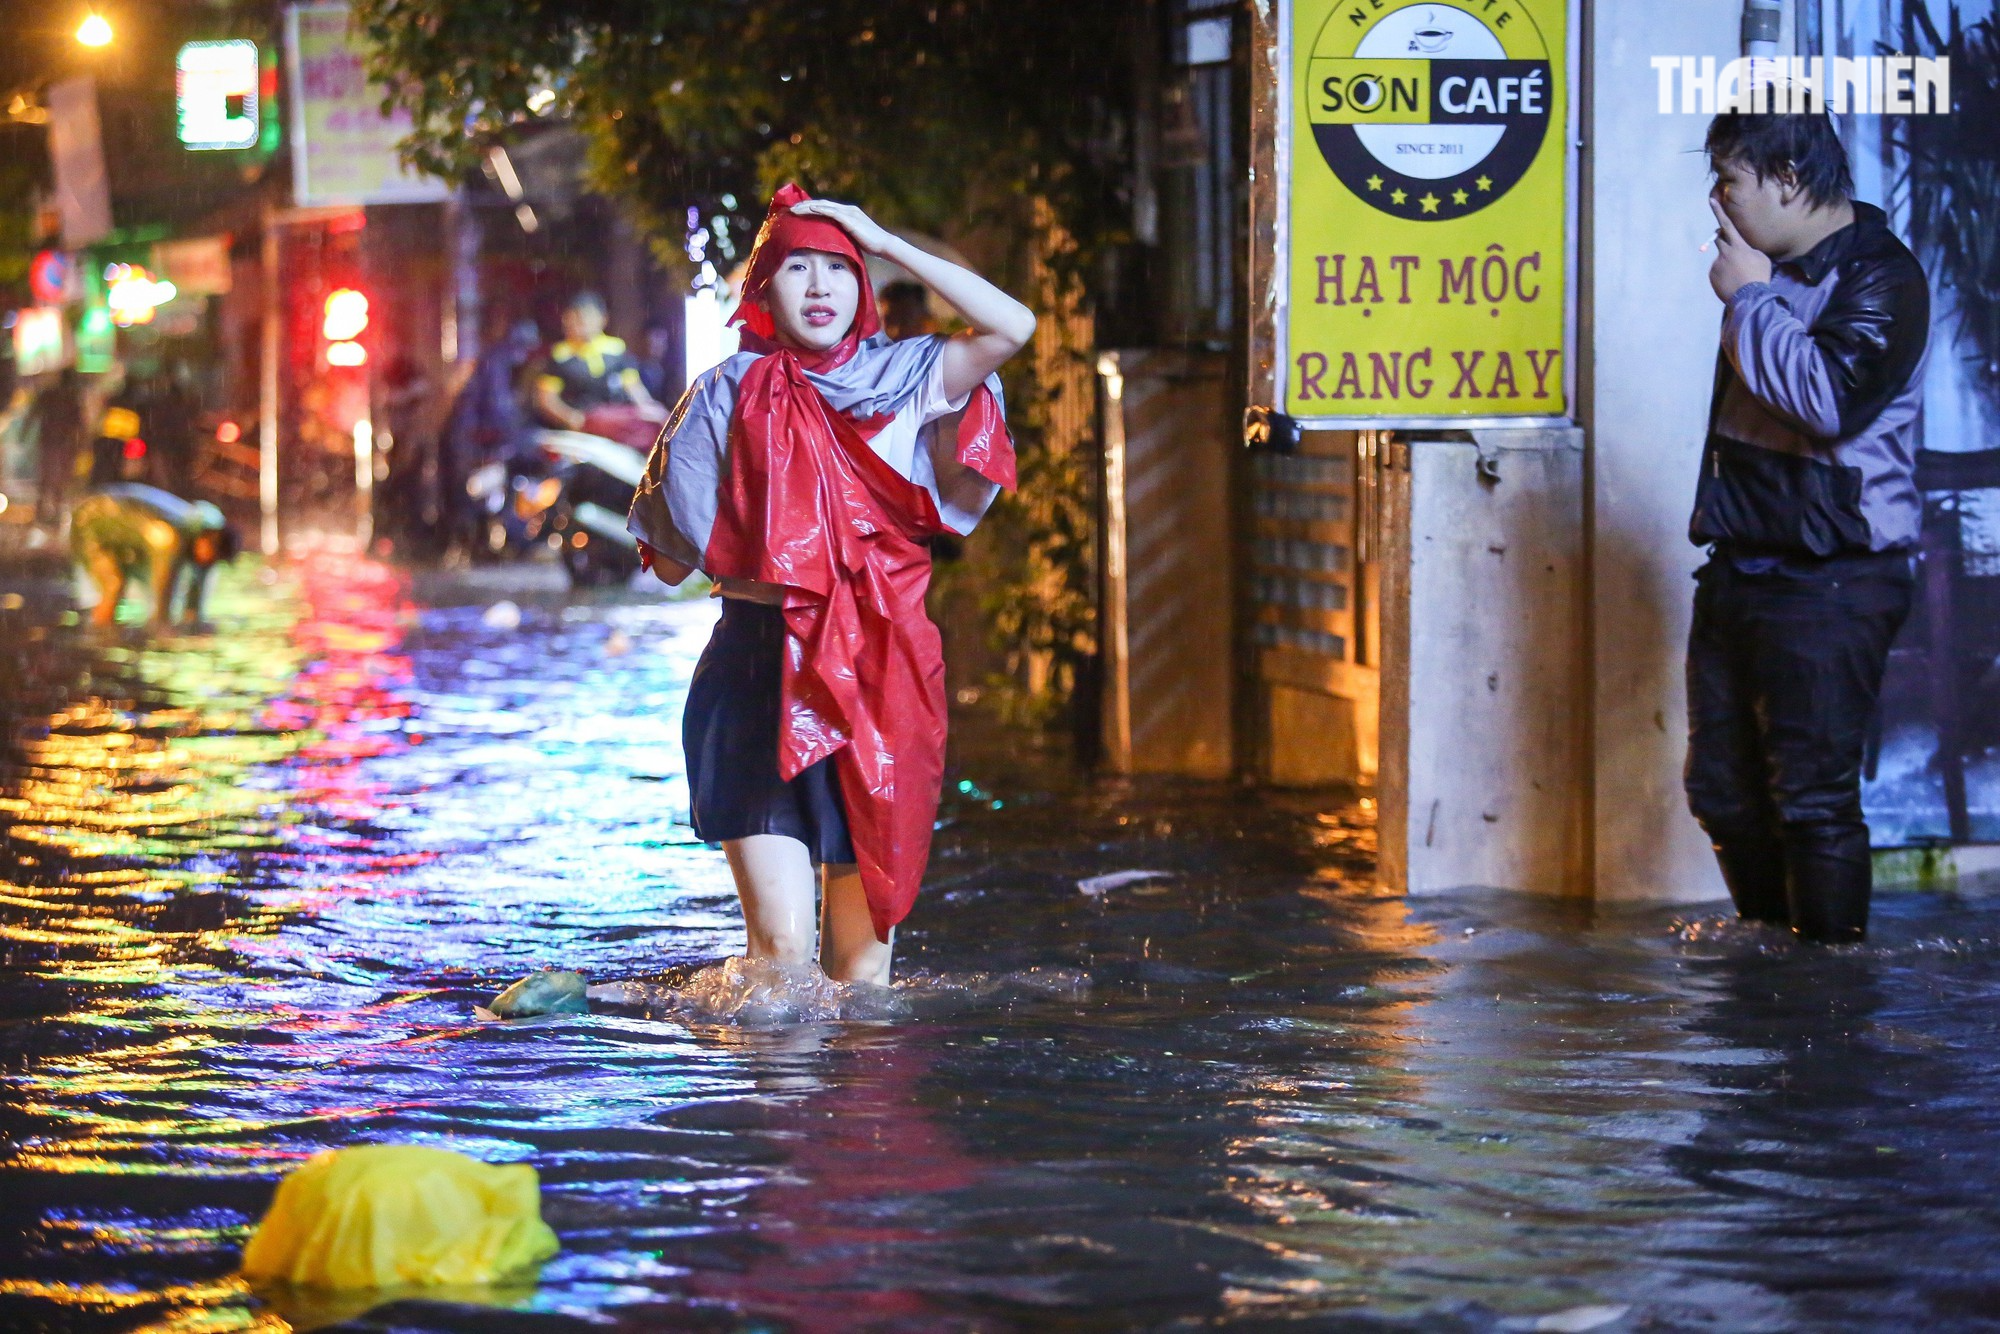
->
<box><xmin>462</xmin><ymin>406</ymin><xmax>656</xmax><ymax>586</ymax></box>
<box><xmin>533</xmin><ymin>426</ymin><xmax>649</xmax><ymax>586</ymax></box>
<box><xmin>462</xmin><ymin>449</ymin><xmax>558</xmax><ymax>563</ymax></box>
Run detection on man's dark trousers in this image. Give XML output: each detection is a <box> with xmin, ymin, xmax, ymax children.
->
<box><xmin>1684</xmin><ymin>552</ymin><xmax>1913</xmax><ymax>941</ymax></box>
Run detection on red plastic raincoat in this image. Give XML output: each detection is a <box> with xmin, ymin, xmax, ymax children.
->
<box><xmin>645</xmin><ymin>185</ymin><xmax>1014</xmax><ymax>941</ymax></box>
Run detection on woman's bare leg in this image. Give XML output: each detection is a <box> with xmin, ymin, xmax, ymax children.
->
<box><xmin>724</xmin><ymin>835</ymin><xmax>818</xmax><ymax>965</ymax></box>
<box><xmin>819</xmin><ymin>863</ymin><xmax>893</xmax><ymax>985</ymax></box>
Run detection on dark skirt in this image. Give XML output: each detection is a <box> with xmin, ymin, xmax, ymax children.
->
<box><xmin>683</xmin><ymin>598</ymin><xmax>855</xmax><ymax>864</ymax></box>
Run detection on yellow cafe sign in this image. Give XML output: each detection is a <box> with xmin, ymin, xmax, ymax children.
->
<box><xmin>1282</xmin><ymin>0</ymin><xmax>1572</xmax><ymax>423</ymax></box>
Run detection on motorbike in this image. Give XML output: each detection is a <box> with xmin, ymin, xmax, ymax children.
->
<box><xmin>535</xmin><ymin>425</ymin><xmax>650</xmax><ymax>586</ymax></box>
<box><xmin>461</xmin><ymin>407</ymin><xmax>659</xmax><ymax>586</ymax></box>
<box><xmin>462</xmin><ymin>449</ymin><xmax>556</xmax><ymax>562</ymax></box>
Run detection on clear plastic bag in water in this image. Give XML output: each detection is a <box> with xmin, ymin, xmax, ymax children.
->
<box><xmin>591</xmin><ymin>957</ymin><xmax>1089</xmax><ymax>1027</ymax></box>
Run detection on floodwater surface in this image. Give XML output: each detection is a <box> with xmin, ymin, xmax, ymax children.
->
<box><xmin>4</xmin><ymin>551</ymin><xmax>2000</xmax><ymax>1332</ymax></box>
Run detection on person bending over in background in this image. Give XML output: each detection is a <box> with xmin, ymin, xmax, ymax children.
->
<box><xmin>71</xmin><ymin>483</ymin><xmax>240</xmax><ymax>628</ymax></box>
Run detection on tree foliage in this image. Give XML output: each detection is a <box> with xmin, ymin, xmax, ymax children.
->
<box><xmin>350</xmin><ymin>0</ymin><xmax>1132</xmax><ymax>720</ymax></box>
<box><xmin>979</xmin><ymin>359</ymin><xmax>1101</xmax><ymax>718</ymax></box>
<box><xmin>348</xmin><ymin>0</ymin><xmax>1136</xmax><ymax>276</ymax></box>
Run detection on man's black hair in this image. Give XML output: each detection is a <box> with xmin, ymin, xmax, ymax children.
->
<box><xmin>1705</xmin><ymin>110</ymin><xmax>1854</xmax><ymax>208</ymax></box>
<box><xmin>567</xmin><ymin>290</ymin><xmax>607</xmax><ymax>316</ymax></box>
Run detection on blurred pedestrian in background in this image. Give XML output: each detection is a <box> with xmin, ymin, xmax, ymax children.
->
<box><xmin>29</xmin><ymin>368</ymin><xmax>87</xmax><ymax>529</ymax></box>
<box><xmin>639</xmin><ymin>321</ymin><xmax>679</xmax><ymax>405</ymax></box>
<box><xmin>441</xmin><ymin>316</ymin><xmax>542</xmax><ymax>554</ymax></box>
<box><xmin>880</xmin><ymin>280</ymin><xmax>938</xmax><ymax>341</ymax></box>
<box><xmin>70</xmin><ymin>482</ymin><xmax>240</xmax><ymax>628</ymax></box>
<box><xmin>139</xmin><ymin>360</ymin><xmax>200</xmax><ymax>495</ymax></box>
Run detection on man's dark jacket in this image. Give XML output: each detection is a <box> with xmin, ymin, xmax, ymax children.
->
<box><xmin>1690</xmin><ymin>201</ymin><xmax>1930</xmax><ymax>557</ymax></box>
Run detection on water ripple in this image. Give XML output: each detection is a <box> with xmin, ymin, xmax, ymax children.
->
<box><xmin>4</xmin><ymin>550</ymin><xmax>2000</xmax><ymax>1330</ymax></box>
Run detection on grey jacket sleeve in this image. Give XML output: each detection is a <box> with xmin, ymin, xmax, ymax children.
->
<box><xmin>1721</xmin><ymin>257</ymin><xmax>1930</xmax><ymax>443</ymax></box>
<box><xmin>1720</xmin><ymin>284</ymin><xmax>1844</xmax><ymax>439</ymax></box>
<box><xmin>625</xmin><ymin>364</ymin><xmax>741</xmax><ymax>571</ymax></box>
<box><xmin>912</xmin><ymin>372</ymin><xmax>1007</xmax><ymax>536</ymax></box>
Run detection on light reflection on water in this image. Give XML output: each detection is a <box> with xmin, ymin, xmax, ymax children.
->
<box><xmin>4</xmin><ymin>550</ymin><xmax>2000</xmax><ymax>1331</ymax></box>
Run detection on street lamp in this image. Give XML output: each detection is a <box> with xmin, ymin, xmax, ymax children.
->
<box><xmin>76</xmin><ymin>12</ymin><xmax>113</xmax><ymax>47</ymax></box>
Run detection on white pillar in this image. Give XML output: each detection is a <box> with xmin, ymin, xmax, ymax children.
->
<box><xmin>1583</xmin><ymin>0</ymin><xmax>1743</xmax><ymax>904</ymax></box>
<box><xmin>258</xmin><ymin>209</ymin><xmax>281</xmax><ymax>556</ymax></box>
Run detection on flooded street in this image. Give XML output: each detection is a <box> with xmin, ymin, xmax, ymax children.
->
<box><xmin>5</xmin><ymin>552</ymin><xmax>2000</xmax><ymax>1332</ymax></box>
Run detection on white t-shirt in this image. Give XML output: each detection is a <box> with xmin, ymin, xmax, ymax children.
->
<box><xmin>866</xmin><ymin>353</ymin><xmax>972</xmax><ymax>479</ymax></box>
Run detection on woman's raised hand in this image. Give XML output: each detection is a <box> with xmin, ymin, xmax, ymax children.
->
<box><xmin>791</xmin><ymin>196</ymin><xmax>1036</xmax><ymax>396</ymax></box>
<box><xmin>789</xmin><ymin>199</ymin><xmax>896</xmax><ymax>257</ymax></box>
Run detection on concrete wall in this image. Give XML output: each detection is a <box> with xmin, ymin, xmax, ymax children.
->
<box><xmin>1382</xmin><ymin>430</ymin><xmax>1589</xmax><ymax>897</ymax></box>
<box><xmin>1243</xmin><ymin>0</ymin><xmax>1763</xmax><ymax>904</ymax></box>
<box><xmin>1378</xmin><ymin>0</ymin><xmax>1743</xmax><ymax>904</ymax></box>
<box><xmin>1582</xmin><ymin>0</ymin><xmax>1740</xmax><ymax>904</ymax></box>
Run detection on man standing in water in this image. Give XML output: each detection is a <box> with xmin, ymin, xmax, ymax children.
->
<box><xmin>1686</xmin><ymin>108</ymin><xmax>1930</xmax><ymax>942</ymax></box>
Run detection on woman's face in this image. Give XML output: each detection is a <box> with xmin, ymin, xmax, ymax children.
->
<box><xmin>761</xmin><ymin>249</ymin><xmax>860</xmax><ymax>352</ymax></box>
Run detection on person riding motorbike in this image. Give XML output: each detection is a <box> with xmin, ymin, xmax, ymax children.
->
<box><xmin>525</xmin><ymin>294</ymin><xmax>663</xmax><ymax>582</ymax></box>
<box><xmin>532</xmin><ymin>292</ymin><xmax>665</xmax><ymax>449</ymax></box>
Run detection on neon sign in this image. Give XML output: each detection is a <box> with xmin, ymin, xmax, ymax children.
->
<box><xmin>28</xmin><ymin>250</ymin><xmax>74</xmax><ymax>305</ymax></box>
<box><xmin>12</xmin><ymin>307</ymin><xmax>65</xmax><ymax>376</ymax></box>
<box><xmin>177</xmin><ymin>40</ymin><xmax>259</xmax><ymax>151</ymax></box>
<box><xmin>104</xmin><ymin>263</ymin><xmax>178</xmax><ymax>326</ymax></box>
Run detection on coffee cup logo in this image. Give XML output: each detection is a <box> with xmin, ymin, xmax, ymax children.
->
<box><xmin>1411</xmin><ymin>23</ymin><xmax>1452</xmax><ymax>54</ymax></box>
<box><xmin>1305</xmin><ymin>0</ymin><xmax>1553</xmax><ymax>220</ymax></box>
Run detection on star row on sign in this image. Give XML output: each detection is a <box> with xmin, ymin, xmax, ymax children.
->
<box><xmin>1363</xmin><ymin>173</ymin><xmax>1494</xmax><ymax>212</ymax></box>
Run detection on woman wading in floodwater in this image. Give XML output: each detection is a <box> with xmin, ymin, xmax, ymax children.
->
<box><xmin>626</xmin><ymin>185</ymin><xmax>1035</xmax><ymax>986</ymax></box>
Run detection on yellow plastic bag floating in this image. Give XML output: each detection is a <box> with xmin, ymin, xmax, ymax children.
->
<box><xmin>241</xmin><ymin>1145</ymin><xmax>559</xmax><ymax>1289</ymax></box>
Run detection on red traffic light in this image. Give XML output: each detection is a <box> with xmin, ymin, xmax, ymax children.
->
<box><xmin>323</xmin><ymin>288</ymin><xmax>369</xmax><ymax>340</ymax></box>
<box><xmin>323</xmin><ymin>288</ymin><xmax>370</xmax><ymax>367</ymax></box>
